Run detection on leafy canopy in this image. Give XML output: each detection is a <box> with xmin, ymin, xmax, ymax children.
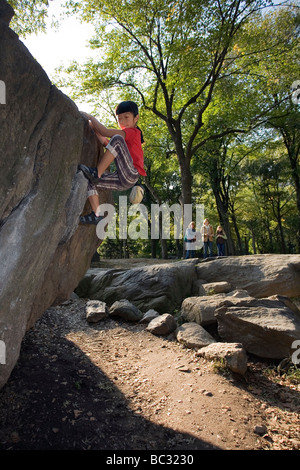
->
<box><xmin>7</xmin><ymin>0</ymin><xmax>51</xmax><ymax>36</ymax></box>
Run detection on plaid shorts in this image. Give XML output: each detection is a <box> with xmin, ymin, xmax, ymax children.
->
<box><xmin>87</xmin><ymin>134</ymin><xmax>139</xmax><ymax>195</ymax></box>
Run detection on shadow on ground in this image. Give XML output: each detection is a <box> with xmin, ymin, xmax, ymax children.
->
<box><xmin>0</xmin><ymin>312</ymin><xmax>218</xmax><ymax>451</ymax></box>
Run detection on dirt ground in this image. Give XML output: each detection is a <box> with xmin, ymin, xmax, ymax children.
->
<box><xmin>0</xmin><ymin>259</ymin><xmax>299</xmax><ymax>454</ymax></box>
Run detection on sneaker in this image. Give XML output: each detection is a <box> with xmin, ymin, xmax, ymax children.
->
<box><xmin>79</xmin><ymin>212</ymin><xmax>104</xmax><ymax>225</ymax></box>
<box><xmin>78</xmin><ymin>164</ymin><xmax>99</xmax><ymax>183</ymax></box>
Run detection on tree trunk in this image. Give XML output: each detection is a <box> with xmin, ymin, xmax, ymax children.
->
<box><xmin>230</xmin><ymin>212</ymin><xmax>242</xmax><ymax>255</ymax></box>
<box><xmin>271</xmin><ymin>112</ymin><xmax>300</xmax><ymax>253</ymax></box>
<box><xmin>213</xmin><ymin>189</ymin><xmax>235</xmax><ymax>255</ymax></box>
<box><xmin>244</xmin><ymin>236</ymin><xmax>249</xmax><ymax>255</ymax></box>
<box><xmin>177</xmin><ymin>153</ymin><xmax>193</xmax><ymax>258</ymax></box>
<box><xmin>251</xmin><ymin>227</ymin><xmax>256</xmax><ymax>254</ymax></box>
<box><xmin>151</xmin><ymin>239</ymin><xmax>157</xmax><ymax>258</ymax></box>
<box><xmin>289</xmin><ymin>155</ymin><xmax>300</xmax><ymax>253</ymax></box>
<box><xmin>276</xmin><ymin>200</ymin><xmax>287</xmax><ymax>253</ymax></box>
<box><xmin>179</xmin><ymin>157</ymin><xmax>193</xmax><ymax>206</ymax></box>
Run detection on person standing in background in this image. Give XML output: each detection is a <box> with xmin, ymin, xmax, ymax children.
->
<box><xmin>184</xmin><ymin>221</ymin><xmax>196</xmax><ymax>259</ymax></box>
<box><xmin>216</xmin><ymin>225</ymin><xmax>227</xmax><ymax>256</ymax></box>
<box><xmin>201</xmin><ymin>218</ymin><xmax>214</xmax><ymax>258</ymax></box>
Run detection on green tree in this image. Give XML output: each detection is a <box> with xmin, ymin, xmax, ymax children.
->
<box><xmin>7</xmin><ymin>0</ymin><xmax>51</xmax><ymax>36</ymax></box>
<box><xmin>234</xmin><ymin>5</ymin><xmax>300</xmax><ymax>250</ymax></box>
<box><xmin>62</xmin><ymin>0</ymin><xmax>274</xmax><ymax>206</ymax></box>
<box><xmin>246</xmin><ymin>146</ymin><xmax>296</xmax><ymax>253</ymax></box>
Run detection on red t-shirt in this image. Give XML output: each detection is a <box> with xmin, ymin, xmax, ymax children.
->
<box><xmin>124</xmin><ymin>127</ymin><xmax>146</xmax><ymax>176</ymax></box>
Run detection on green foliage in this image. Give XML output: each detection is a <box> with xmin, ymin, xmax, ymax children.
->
<box><xmin>211</xmin><ymin>357</ymin><xmax>231</xmax><ymax>376</ymax></box>
<box><xmin>62</xmin><ymin>0</ymin><xmax>275</xmax><ymax>166</ymax></box>
<box><xmin>284</xmin><ymin>365</ymin><xmax>300</xmax><ymax>385</ymax></box>
<box><xmin>7</xmin><ymin>0</ymin><xmax>51</xmax><ymax>36</ymax></box>
<box><xmin>10</xmin><ymin>0</ymin><xmax>300</xmax><ymax>257</ymax></box>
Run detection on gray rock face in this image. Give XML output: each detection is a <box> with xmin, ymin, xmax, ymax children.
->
<box><xmin>109</xmin><ymin>299</ymin><xmax>143</xmax><ymax>322</ymax></box>
<box><xmin>76</xmin><ymin>260</ymin><xmax>198</xmax><ymax>313</ymax></box>
<box><xmin>197</xmin><ymin>255</ymin><xmax>300</xmax><ymax>298</ymax></box>
<box><xmin>0</xmin><ymin>2</ymin><xmax>110</xmax><ymax>389</ymax></box>
<box><xmin>181</xmin><ymin>290</ymin><xmax>251</xmax><ymax>326</ymax></box>
<box><xmin>216</xmin><ymin>297</ymin><xmax>300</xmax><ymax>359</ymax></box>
<box><xmin>176</xmin><ymin>322</ymin><xmax>216</xmax><ymax>349</ymax></box>
<box><xmin>146</xmin><ymin>314</ymin><xmax>177</xmax><ymax>335</ymax></box>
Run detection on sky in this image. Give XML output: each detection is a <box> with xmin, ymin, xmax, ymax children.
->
<box><xmin>22</xmin><ymin>1</ymin><xmax>97</xmax><ymax>112</ymax></box>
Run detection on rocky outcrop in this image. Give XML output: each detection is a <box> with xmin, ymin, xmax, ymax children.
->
<box><xmin>75</xmin><ymin>259</ymin><xmax>198</xmax><ymax>313</ymax></box>
<box><xmin>181</xmin><ymin>290</ymin><xmax>251</xmax><ymax>326</ymax></box>
<box><xmin>216</xmin><ymin>296</ymin><xmax>300</xmax><ymax>359</ymax></box>
<box><xmin>0</xmin><ymin>1</ymin><xmax>110</xmax><ymax>389</ymax></box>
<box><xmin>79</xmin><ymin>254</ymin><xmax>300</xmax><ymax>367</ymax></box>
<box><xmin>181</xmin><ymin>291</ymin><xmax>300</xmax><ymax>359</ymax></box>
<box><xmin>197</xmin><ymin>254</ymin><xmax>300</xmax><ymax>298</ymax></box>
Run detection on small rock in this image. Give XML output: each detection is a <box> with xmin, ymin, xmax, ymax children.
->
<box><xmin>176</xmin><ymin>322</ymin><xmax>216</xmax><ymax>349</ymax></box>
<box><xmin>253</xmin><ymin>425</ymin><xmax>268</xmax><ymax>436</ymax></box>
<box><xmin>197</xmin><ymin>342</ymin><xmax>248</xmax><ymax>375</ymax></box>
<box><xmin>146</xmin><ymin>314</ymin><xmax>177</xmax><ymax>335</ymax></box>
<box><xmin>177</xmin><ymin>366</ymin><xmax>190</xmax><ymax>373</ymax></box>
<box><xmin>201</xmin><ymin>281</ymin><xmax>233</xmax><ymax>294</ymax></box>
<box><xmin>139</xmin><ymin>309</ymin><xmax>160</xmax><ymax>324</ymax></box>
<box><xmin>109</xmin><ymin>299</ymin><xmax>143</xmax><ymax>322</ymax></box>
<box><xmin>86</xmin><ymin>300</ymin><xmax>107</xmax><ymax>323</ymax></box>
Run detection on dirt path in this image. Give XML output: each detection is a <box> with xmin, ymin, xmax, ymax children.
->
<box><xmin>0</xmin><ymin>298</ymin><xmax>299</xmax><ymax>452</ymax></box>
<box><xmin>0</xmin><ymin>259</ymin><xmax>299</xmax><ymax>453</ymax></box>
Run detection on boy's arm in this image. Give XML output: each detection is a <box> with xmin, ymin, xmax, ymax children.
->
<box><xmin>82</xmin><ymin>113</ymin><xmax>125</xmax><ymax>138</ymax></box>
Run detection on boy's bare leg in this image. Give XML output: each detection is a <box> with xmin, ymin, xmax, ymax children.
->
<box><xmin>88</xmin><ymin>194</ymin><xmax>101</xmax><ymax>216</ymax></box>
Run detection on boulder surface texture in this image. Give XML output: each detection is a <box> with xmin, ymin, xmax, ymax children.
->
<box><xmin>197</xmin><ymin>254</ymin><xmax>300</xmax><ymax>298</ymax></box>
<box><xmin>75</xmin><ymin>260</ymin><xmax>198</xmax><ymax>313</ymax></box>
<box><xmin>0</xmin><ymin>1</ymin><xmax>109</xmax><ymax>388</ymax></box>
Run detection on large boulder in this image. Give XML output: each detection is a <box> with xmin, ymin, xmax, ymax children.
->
<box><xmin>0</xmin><ymin>1</ymin><xmax>110</xmax><ymax>389</ymax></box>
<box><xmin>216</xmin><ymin>296</ymin><xmax>300</xmax><ymax>359</ymax></box>
<box><xmin>75</xmin><ymin>260</ymin><xmax>198</xmax><ymax>313</ymax></box>
<box><xmin>181</xmin><ymin>290</ymin><xmax>251</xmax><ymax>326</ymax></box>
<box><xmin>197</xmin><ymin>254</ymin><xmax>300</xmax><ymax>298</ymax></box>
